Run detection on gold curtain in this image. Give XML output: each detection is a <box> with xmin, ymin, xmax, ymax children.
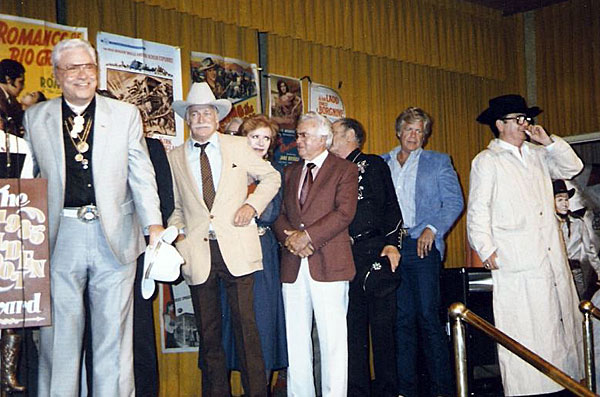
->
<box><xmin>536</xmin><ymin>0</ymin><xmax>600</xmax><ymax>135</ymax></box>
<box><xmin>0</xmin><ymin>0</ymin><xmax>56</xmax><ymax>22</ymax></box>
<box><xmin>132</xmin><ymin>0</ymin><xmax>510</xmax><ymax>80</ymax></box>
<box><xmin>64</xmin><ymin>0</ymin><xmax>259</xmax><ymax>97</ymax></box>
<box><xmin>0</xmin><ymin>0</ymin><xmax>529</xmax><ymax>395</ymax></box>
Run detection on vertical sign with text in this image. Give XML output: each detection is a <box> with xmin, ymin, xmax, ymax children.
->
<box><xmin>0</xmin><ymin>179</ymin><xmax>50</xmax><ymax>328</ymax></box>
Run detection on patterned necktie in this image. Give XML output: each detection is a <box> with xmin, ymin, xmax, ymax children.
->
<box><xmin>300</xmin><ymin>162</ymin><xmax>316</xmax><ymax>208</ymax></box>
<box><xmin>196</xmin><ymin>142</ymin><xmax>215</xmax><ymax>210</ymax></box>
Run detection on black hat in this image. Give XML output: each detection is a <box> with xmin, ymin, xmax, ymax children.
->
<box><xmin>552</xmin><ymin>179</ymin><xmax>575</xmax><ymax>198</ymax></box>
<box><xmin>476</xmin><ymin>94</ymin><xmax>542</xmax><ymax>126</ymax></box>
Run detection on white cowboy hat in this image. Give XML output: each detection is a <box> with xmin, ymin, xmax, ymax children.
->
<box><xmin>141</xmin><ymin>226</ymin><xmax>184</xmax><ymax>300</ymax></box>
<box><xmin>172</xmin><ymin>82</ymin><xmax>232</xmax><ymax>121</ymax></box>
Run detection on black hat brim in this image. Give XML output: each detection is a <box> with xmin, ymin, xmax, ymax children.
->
<box><xmin>553</xmin><ymin>187</ymin><xmax>576</xmax><ymax>198</ymax></box>
<box><xmin>477</xmin><ymin>106</ymin><xmax>542</xmax><ymax>126</ymax></box>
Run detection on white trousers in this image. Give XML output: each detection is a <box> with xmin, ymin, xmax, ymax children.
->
<box><xmin>37</xmin><ymin>215</ymin><xmax>136</xmax><ymax>397</ymax></box>
<box><xmin>282</xmin><ymin>259</ymin><xmax>349</xmax><ymax>397</ymax></box>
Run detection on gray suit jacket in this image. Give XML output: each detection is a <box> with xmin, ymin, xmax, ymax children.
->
<box><xmin>23</xmin><ymin>94</ymin><xmax>162</xmax><ymax>264</ymax></box>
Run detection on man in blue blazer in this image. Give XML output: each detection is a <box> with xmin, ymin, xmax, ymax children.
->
<box><xmin>382</xmin><ymin>107</ymin><xmax>463</xmax><ymax>397</ymax></box>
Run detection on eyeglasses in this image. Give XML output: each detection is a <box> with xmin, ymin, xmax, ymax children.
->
<box><xmin>295</xmin><ymin>132</ymin><xmax>319</xmax><ymax>140</ymax></box>
<box><xmin>501</xmin><ymin>115</ymin><xmax>534</xmax><ymax>126</ymax></box>
<box><xmin>56</xmin><ymin>63</ymin><xmax>97</xmax><ymax>77</ymax></box>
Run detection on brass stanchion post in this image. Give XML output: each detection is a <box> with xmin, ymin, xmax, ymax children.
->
<box><xmin>449</xmin><ymin>303</ymin><xmax>469</xmax><ymax>397</ymax></box>
<box><xmin>580</xmin><ymin>300</ymin><xmax>597</xmax><ymax>393</ymax></box>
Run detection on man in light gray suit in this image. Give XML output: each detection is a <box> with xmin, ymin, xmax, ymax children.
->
<box><xmin>23</xmin><ymin>38</ymin><xmax>163</xmax><ymax>396</ymax></box>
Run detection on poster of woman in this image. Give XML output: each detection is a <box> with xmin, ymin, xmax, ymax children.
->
<box><xmin>268</xmin><ymin>75</ymin><xmax>303</xmax><ymax>131</ymax></box>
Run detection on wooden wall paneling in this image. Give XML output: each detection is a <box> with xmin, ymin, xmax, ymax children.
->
<box><xmin>0</xmin><ymin>0</ymin><xmax>56</xmax><ymax>22</ymax></box>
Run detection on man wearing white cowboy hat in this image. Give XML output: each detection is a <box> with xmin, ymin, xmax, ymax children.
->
<box><xmin>168</xmin><ymin>82</ymin><xmax>280</xmax><ymax>397</ymax></box>
<box><xmin>467</xmin><ymin>94</ymin><xmax>584</xmax><ymax>396</ymax></box>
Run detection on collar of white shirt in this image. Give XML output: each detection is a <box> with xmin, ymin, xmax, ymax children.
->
<box><xmin>190</xmin><ymin>131</ymin><xmax>221</xmax><ymax>152</ymax></box>
<box><xmin>303</xmin><ymin>149</ymin><xmax>329</xmax><ymax>171</ymax></box>
<box><xmin>495</xmin><ymin>138</ymin><xmax>531</xmax><ymax>161</ymax></box>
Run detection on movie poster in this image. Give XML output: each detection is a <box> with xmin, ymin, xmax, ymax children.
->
<box><xmin>0</xmin><ymin>13</ymin><xmax>87</xmax><ymax>100</ymax></box>
<box><xmin>268</xmin><ymin>74</ymin><xmax>302</xmax><ymax>167</ymax></box>
<box><xmin>159</xmin><ymin>281</ymin><xmax>198</xmax><ymax>353</ymax></box>
<box><xmin>268</xmin><ymin>74</ymin><xmax>303</xmax><ymax>131</ymax></box>
<box><xmin>309</xmin><ymin>82</ymin><xmax>345</xmax><ymax>122</ymax></box>
<box><xmin>190</xmin><ymin>51</ymin><xmax>260</xmax><ymax>129</ymax></box>
<box><xmin>96</xmin><ymin>32</ymin><xmax>184</xmax><ymax>149</ymax></box>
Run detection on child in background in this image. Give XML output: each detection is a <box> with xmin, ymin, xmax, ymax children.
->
<box><xmin>554</xmin><ymin>179</ymin><xmax>600</xmax><ymax>300</ymax></box>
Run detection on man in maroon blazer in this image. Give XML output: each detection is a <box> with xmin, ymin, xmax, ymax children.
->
<box><xmin>274</xmin><ymin>112</ymin><xmax>358</xmax><ymax>396</ymax></box>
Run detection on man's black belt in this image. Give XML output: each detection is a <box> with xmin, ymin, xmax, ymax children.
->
<box><xmin>350</xmin><ymin>229</ymin><xmax>382</xmax><ymax>245</ymax></box>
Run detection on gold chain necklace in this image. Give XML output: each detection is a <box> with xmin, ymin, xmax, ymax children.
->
<box><xmin>64</xmin><ymin>114</ymin><xmax>92</xmax><ymax>169</ymax></box>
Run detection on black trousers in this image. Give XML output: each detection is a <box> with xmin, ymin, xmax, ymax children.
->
<box><xmin>189</xmin><ymin>240</ymin><xmax>266</xmax><ymax>397</ymax></box>
<box><xmin>347</xmin><ymin>242</ymin><xmax>398</xmax><ymax>397</ymax></box>
<box><xmin>132</xmin><ymin>252</ymin><xmax>159</xmax><ymax>396</ymax></box>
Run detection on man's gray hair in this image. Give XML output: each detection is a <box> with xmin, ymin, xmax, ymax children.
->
<box><xmin>298</xmin><ymin>112</ymin><xmax>333</xmax><ymax>147</ymax></box>
<box><xmin>52</xmin><ymin>39</ymin><xmax>97</xmax><ymax>70</ymax></box>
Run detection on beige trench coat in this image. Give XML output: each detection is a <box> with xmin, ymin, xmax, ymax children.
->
<box><xmin>467</xmin><ymin>136</ymin><xmax>584</xmax><ymax>396</ymax></box>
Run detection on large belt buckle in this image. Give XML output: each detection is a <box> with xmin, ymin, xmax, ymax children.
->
<box><xmin>77</xmin><ymin>205</ymin><xmax>99</xmax><ymax>222</ymax></box>
<box><xmin>257</xmin><ymin>226</ymin><xmax>269</xmax><ymax>237</ymax></box>
<box><xmin>208</xmin><ymin>230</ymin><xmax>217</xmax><ymax>240</ymax></box>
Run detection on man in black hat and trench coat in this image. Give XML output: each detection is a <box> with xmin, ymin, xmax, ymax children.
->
<box><xmin>467</xmin><ymin>94</ymin><xmax>584</xmax><ymax>396</ymax></box>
